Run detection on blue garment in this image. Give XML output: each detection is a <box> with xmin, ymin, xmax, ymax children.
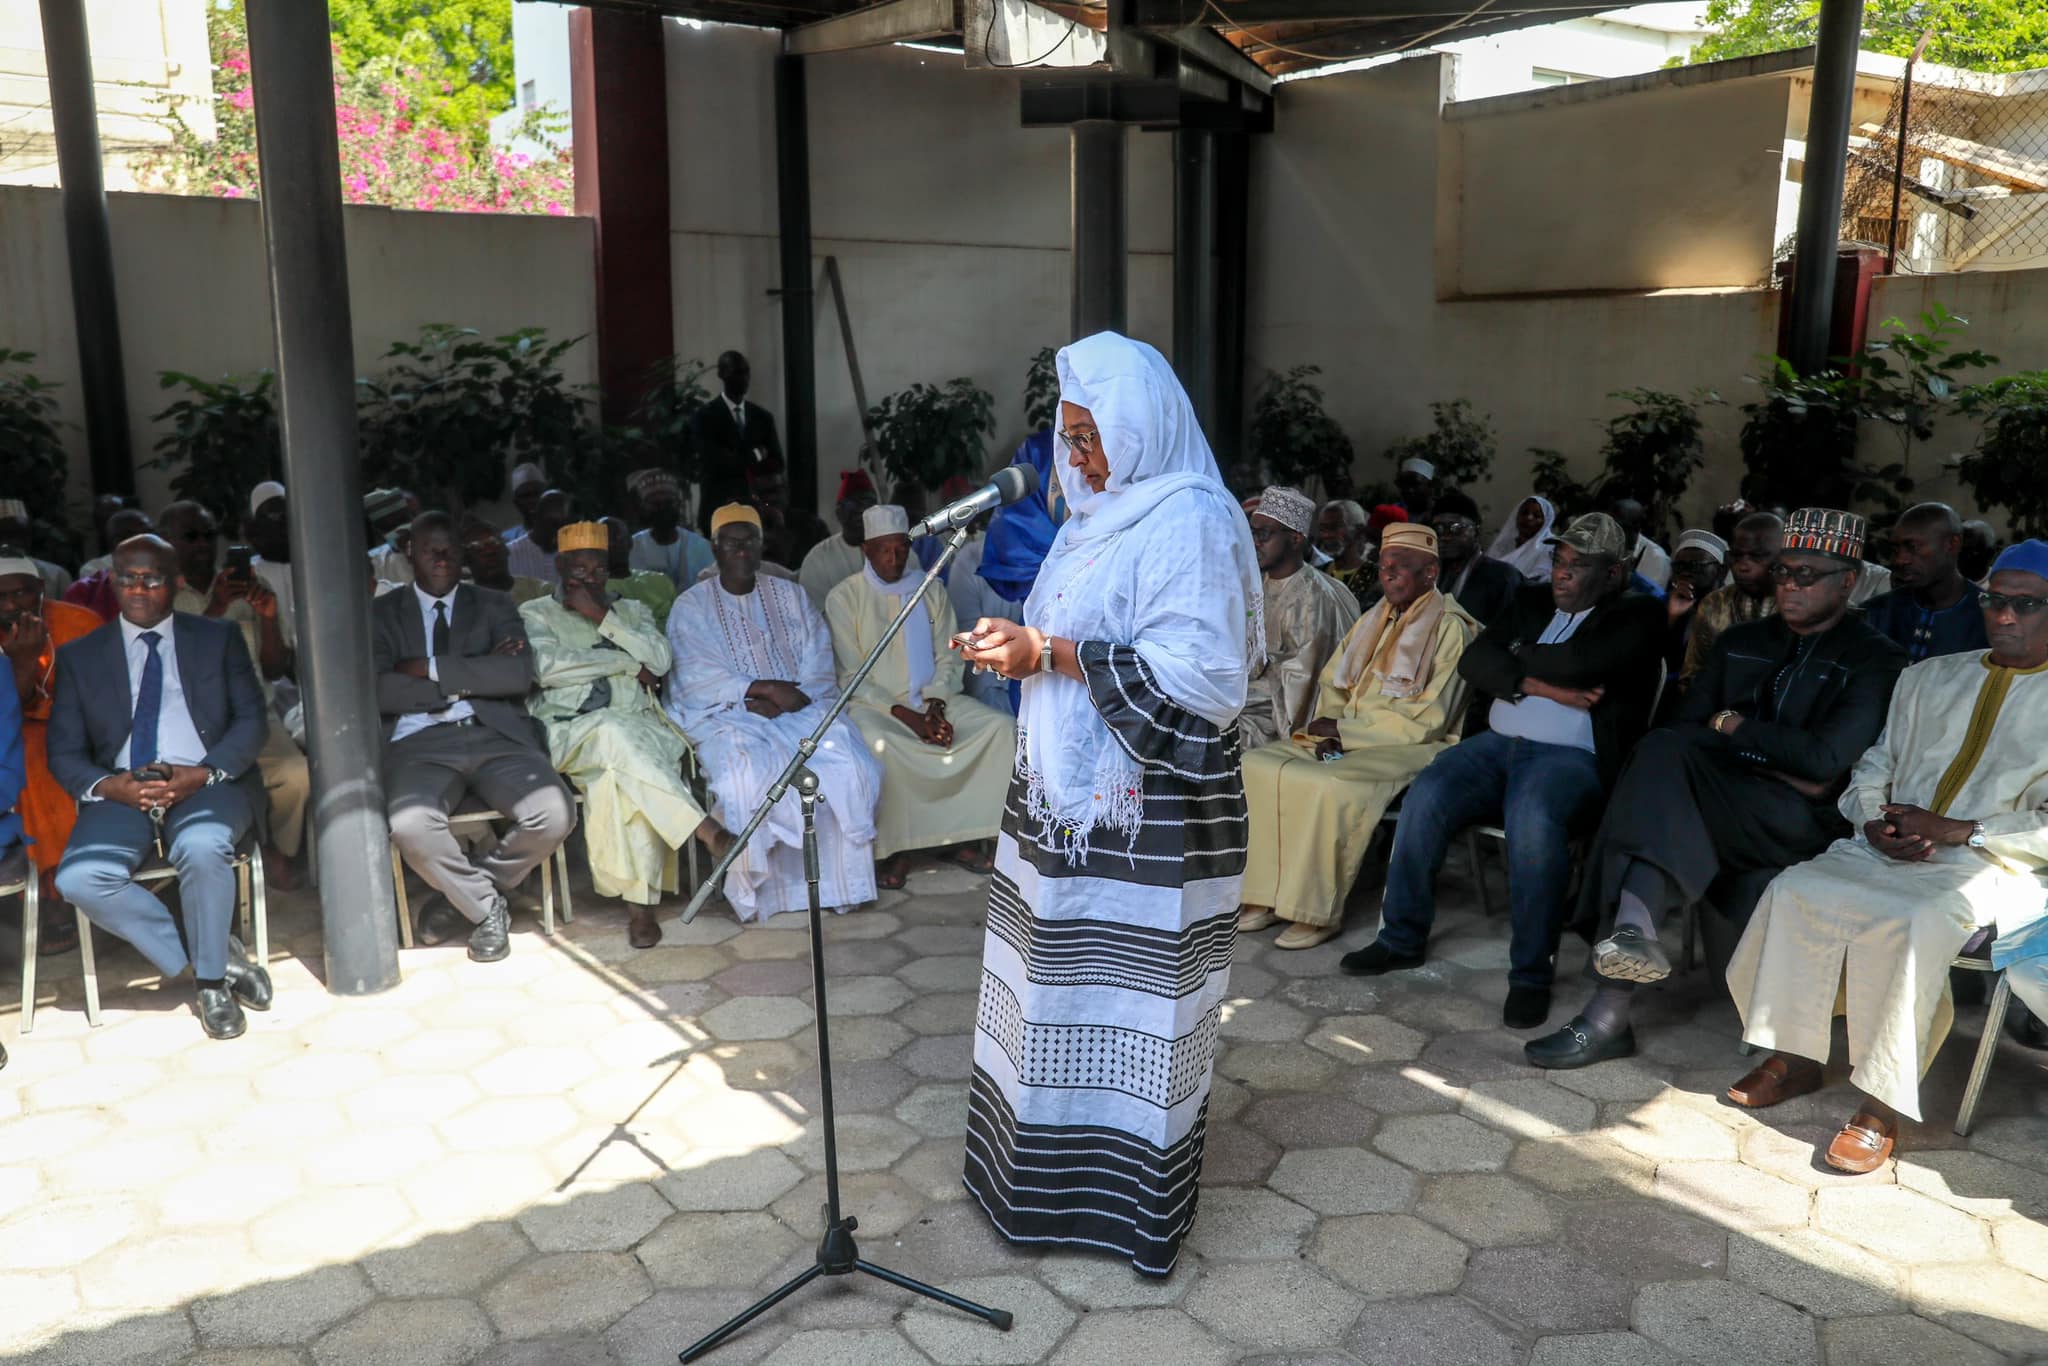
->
<box><xmin>913</xmin><ymin>534</ymin><xmax>949</xmax><ymax>582</ymax></box>
<box><xmin>0</xmin><ymin>663</ymin><xmax>23</xmax><ymax>858</ymax></box>
<box><xmin>978</xmin><ymin>429</ymin><xmax>1063</xmax><ymax>605</ymax></box>
<box><xmin>1629</xmin><ymin>571</ymin><xmax>1664</xmax><ymax>601</ymax></box>
<box><xmin>1376</xmin><ymin>729</ymin><xmax>1605</xmax><ymax>989</ymax></box>
<box><xmin>1861</xmin><ymin>587</ymin><xmax>1989</xmax><ymax>663</ymax></box>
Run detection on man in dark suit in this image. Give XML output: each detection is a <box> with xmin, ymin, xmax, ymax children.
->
<box><xmin>1527</xmin><ymin>508</ymin><xmax>1906</xmax><ymax>1069</ymax></box>
<box><xmin>690</xmin><ymin>351</ymin><xmax>782</xmax><ymax>531</ymax></box>
<box><xmin>48</xmin><ymin>534</ymin><xmax>273</xmax><ymax>1040</ymax></box>
<box><xmin>1430</xmin><ymin>491</ymin><xmax>1521</xmax><ymax>629</ymax></box>
<box><xmin>374</xmin><ymin>512</ymin><xmax>572</xmax><ymax>961</ymax></box>
<box><xmin>1341</xmin><ymin>513</ymin><xmax>1667</xmax><ymax>1029</ymax></box>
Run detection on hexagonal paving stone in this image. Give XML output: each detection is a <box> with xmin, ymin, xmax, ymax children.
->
<box><xmin>438</xmin><ymin>1096</ymin><xmax>582</xmax><ymax>1152</ymax></box>
<box><xmin>1049</xmin><ymin>1308</ymin><xmax>1237</xmax><ymax>1366</ymax></box>
<box><xmin>1307</xmin><ymin>1214</ymin><xmax>1468</xmax><ymax>1299</ymax></box>
<box><xmin>1459</xmin><ymin>1077</ymin><xmax>1599</xmax><ymax>1140</ymax></box>
<box><xmin>1267</xmin><ymin>1147</ymin><xmax>1419</xmax><ymax>1216</ymax></box>
<box><xmin>698</xmin><ymin>1039</ymin><xmax>812</xmax><ymax>1091</ymax></box>
<box><xmin>890</xmin><ymin>1202</ymin><xmax>1040</xmax><ymax>1278</ymax></box>
<box><xmin>1218</xmin><ymin>997</ymin><xmax>1314</xmax><ymax>1042</ymax></box>
<box><xmin>1561</xmin><ymin>1201</ymin><xmax>1727</xmax><ymax>1281</ymax></box>
<box><xmin>1895</xmin><ymin>1149</ymin><xmax>2048</xmax><ymax>1221</ymax></box>
<box><xmin>1994</xmin><ymin>1217</ymin><xmax>2048</xmax><ymax>1282</ymax></box>
<box><xmin>894</xmin><ymin>1082</ymin><xmax>968</xmax><ymax>1138</ymax></box>
<box><xmin>0</xmin><ymin>1272</ymin><xmax>83</xmax><ymax>1356</ymax></box>
<box><xmin>726</xmin><ymin>931</ymin><xmax>813</xmax><ymax>963</ymax></box>
<box><xmin>1726</xmin><ymin>1229</ymin><xmax>1904</xmax><ymax>1318</ymax></box>
<box><xmin>780</xmin><ymin>1058</ymin><xmax>917</xmax><ymax>1116</ymax></box>
<box><xmin>6</xmin><ymin>1304</ymin><xmax>195</xmax><ymax>1365</ymax></box>
<box><xmin>1908</xmin><ymin>1261</ymin><xmax>2048</xmax><ymax>1355</ymax></box>
<box><xmin>1415</xmin><ymin>1029</ymin><xmax>1537</xmax><ymax>1082</ymax></box>
<box><xmin>516</xmin><ymin>1182</ymin><xmax>674</xmax><ymax>1252</ymax></box>
<box><xmin>23</xmin><ymin>1059</ymin><xmax>166</xmax><ymax>1112</ymax></box>
<box><xmin>473</xmin><ymin>1339</ymin><xmax>618</xmax><ymax>1366</ymax></box>
<box><xmin>1199</xmin><ymin>1123</ymin><xmax>1282</xmax><ymax>1185</ymax></box>
<box><xmin>1527</xmin><ymin>1331</ymin><xmax>1678</xmax><ymax>1366</ymax></box>
<box><xmin>896</xmin><ymin>924</ymin><xmax>988</xmax><ymax>956</ymax></box>
<box><xmin>1737</xmin><ymin>1123</ymin><xmax>1891</xmax><ymax>1193</ymax></box>
<box><xmin>1416</xmin><ymin>1173</ymin><xmax>1561</xmax><ymax>1246</ymax></box>
<box><xmin>1342</xmin><ymin>1296</ymin><xmax>1524</xmax><ymax>1366</ymax></box>
<box><xmin>1184</xmin><ymin>1261</ymin><xmax>1364</xmax><ymax>1352</ymax></box>
<box><xmin>1652</xmin><ymin>1161</ymin><xmax>1811</xmax><ymax>1231</ymax></box>
<box><xmin>312</xmin><ymin>1299</ymin><xmax>495</xmax><ymax>1366</ymax></box>
<box><xmin>1633</xmin><ymin>1280</ymin><xmax>1818</xmax><ymax>1366</ymax></box>
<box><xmin>484</xmin><ymin>1250</ymin><xmax>653</xmax><ymax>1339</ymax></box>
<box><xmin>1814</xmin><ymin>1186</ymin><xmax>1992</xmax><ymax>1264</ymax></box>
<box><xmin>825</xmin><ymin>1016</ymin><xmax>914</xmax><ymax>1063</ymax></box>
<box><xmin>700</xmin><ymin>997</ymin><xmax>816</xmax><ymax>1042</ymax></box>
<box><xmin>401</xmin><ymin>1151</ymin><xmax>558</xmax><ymax>1230</ymax></box>
<box><xmin>639</xmin><ymin>1211</ymin><xmax>803</xmax><ymax>1290</ymax></box>
<box><xmin>1346</xmin><ymin>1066</ymin><xmax>1464</xmax><ymax>1116</ymax></box>
<box><xmin>1184</xmin><ymin>1187</ymin><xmax>1318</xmax><ymax>1260</ymax></box>
<box><xmin>1461</xmin><ymin>1243</ymin><xmax>1637</xmax><ymax>1335</ymax></box>
<box><xmin>1035</xmin><ymin>1250</ymin><xmax>1199</xmax><ymax>1309</ymax></box>
<box><xmin>343</xmin><ymin>1074</ymin><xmax>481</xmax><ymax>1128</ymax></box>
<box><xmin>1241</xmin><ymin>1094</ymin><xmax>1377</xmax><ymax>1148</ymax></box>
<box><xmin>893</xmin><ymin>992</ymin><xmax>978</xmax><ymax>1036</ymax></box>
<box><xmin>817</xmin><ymin>974</ymin><xmax>914</xmax><ymax>1017</ymax></box>
<box><xmin>249</xmin><ymin>1187</ymin><xmax>416</xmax><ymax>1267</ymax></box>
<box><xmin>0</xmin><ymin>1197</ymin><xmax>142</xmax><ymax>1271</ymax></box>
<box><xmin>658</xmin><ymin>1148</ymin><xmax>806</xmax><ymax>1212</ymax></box>
<box><xmin>191</xmin><ymin>1265</ymin><xmax>375</xmax><ymax>1348</ymax></box>
<box><xmin>1373</xmin><ymin>1113</ymin><xmax>1513</xmax><ymax>1173</ymax></box>
<box><xmin>786</xmin><ymin>1115</ymin><xmax>917</xmax><ymax>1174</ymax></box>
<box><xmin>716</xmin><ymin>959</ymin><xmax>817</xmax><ymax>997</ymax></box>
<box><xmin>1965</xmin><ymin>1115</ymin><xmax>2048</xmax><ymax>1175</ymax></box>
<box><xmin>362</xmin><ymin>1221</ymin><xmax>533</xmax><ymax>1298</ymax></box>
<box><xmin>900</xmin><ymin>1275</ymin><xmax>1075</xmax><ymax>1365</ymax></box>
<box><xmin>1215</xmin><ymin>1042</ymin><xmax>1339</xmax><ymax>1092</ymax></box>
<box><xmin>1819</xmin><ymin>1313</ymin><xmax>2008</xmax><ymax>1366</ymax></box>
<box><xmin>1508</xmin><ymin>1136</ymin><xmax>1656</xmax><ymax>1202</ymax></box>
<box><xmin>894</xmin><ymin>955</ymin><xmax>981</xmax><ymax>993</ymax></box>
<box><xmin>759</xmin><ymin>1327</ymin><xmax>929</xmax><ymax>1365</ymax></box>
<box><xmin>772</xmin><ymin>1172</ymin><xmax>923</xmax><ymax>1239</ymax></box>
<box><xmin>1594</xmin><ymin>1094</ymin><xmax>1739</xmax><ymax>1164</ymax></box>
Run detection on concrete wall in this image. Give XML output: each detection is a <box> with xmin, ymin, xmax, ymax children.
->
<box><xmin>1</xmin><ymin>185</ymin><xmax>595</xmax><ymax>517</ymax></box>
<box><xmin>666</xmin><ymin>23</ymin><xmax>1173</xmax><ymax>507</ymax></box>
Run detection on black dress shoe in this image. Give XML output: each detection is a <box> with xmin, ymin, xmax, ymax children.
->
<box><xmin>1339</xmin><ymin>940</ymin><xmax>1426</xmax><ymax>977</ymax></box>
<box><xmin>1503</xmin><ymin>986</ymin><xmax>1552</xmax><ymax>1030</ymax></box>
<box><xmin>2009</xmin><ymin>1000</ymin><xmax>2048</xmax><ymax>1051</ymax></box>
<box><xmin>414</xmin><ymin>894</ymin><xmax>467</xmax><ymax>948</ymax></box>
<box><xmin>1525</xmin><ymin>1016</ymin><xmax>1635</xmax><ymax>1070</ymax></box>
<box><xmin>224</xmin><ymin>937</ymin><xmax>273</xmax><ymax>1012</ymax></box>
<box><xmin>197</xmin><ymin>986</ymin><xmax>248</xmax><ymax>1040</ymax></box>
<box><xmin>468</xmin><ymin>895</ymin><xmax>511</xmax><ymax>963</ymax></box>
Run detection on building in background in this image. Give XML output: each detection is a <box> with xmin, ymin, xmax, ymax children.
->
<box><xmin>490</xmin><ymin>0</ymin><xmax>577</xmax><ymax>161</ymax></box>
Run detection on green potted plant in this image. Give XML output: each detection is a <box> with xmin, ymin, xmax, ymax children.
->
<box><xmin>1854</xmin><ymin>303</ymin><xmax>1996</xmax><ymax>484</ymax></box>
<box><xmin>867</xmin><ymin>377</ymin><xmax>996</xmax><ymax>494</ymax></box>
<box><xmin>0</xmin><ymin>349</ymin><xmax>71</xmax><ymax>537</ymax></box>
<box><xmin>627</xmin><ymin>354</ymin><xmax>714</xmax><ymax>484</ymax></box>
<box><xmin>1249</xmin><ymin>365</ymin><xmax>1352</xmax><ymax>493</ymax></box>
<box><xmin>1529</xmin><ymin>447</ymin><xmax>1594</xmax><ymax>519</ymax></box>
<box><xmin>1737</xmin><ymin>357</ymin><xmax>1867</xmax><ymax>511</ymax></box>
<box><xmin>1023</xmin><ymin>347</ymin><xmax>1059</xmax><ymax>433</ymax></box>
<box><xmin>1384</xmin><ymin>399</ymin><xmax>1495</xmax><ymax>489</ymax></box>
<box><xmin>1954</xmin><ymin>371</ymin><xmax>2048</xmax><ymax>538</ymax></box>
<box><xmin>1597</xmin><ymin>388</ymin><xmax>1709</xmax><ymax>540</ymax></box>
<box><xmin>146</xmin><ymin>368</ymin><xmax>282</xmax><ymax>533</ymax></box>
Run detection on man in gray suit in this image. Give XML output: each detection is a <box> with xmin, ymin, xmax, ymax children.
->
<box><xmin>374</xmin><ymin>511</ymin><xmax>572</xmax><ymax>961</ymax></box>
<box><xmin>48</xmin><ymin>534</ymin><xmax>274</xmax><ymax>1040</ymax></box>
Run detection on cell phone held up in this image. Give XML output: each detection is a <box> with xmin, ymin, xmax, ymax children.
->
<box><xmin>225</xmin><ymin>544</ymin><xmax>256</xmax><ymax>575</ymax></box>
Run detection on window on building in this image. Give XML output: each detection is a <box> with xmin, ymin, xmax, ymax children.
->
<box><xmin>1530</xmin><ymin>68</ymin><xmax>1598</xmax><ymax>87</ymax></box>
<box><xmin>521</xmin><ymin>79</ymin><xmax>538</xmax><ymax>110</ymax></box>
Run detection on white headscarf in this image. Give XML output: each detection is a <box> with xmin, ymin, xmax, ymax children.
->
<box><xmin>1486</xmin><ymin>493</ymin><xmax>1557</xmax><ymax>583</ymax></box>
<box><xmin>1019</xmin><ymin>332</ymin><xmax>1263</xmax><ymax>859</ymax></box>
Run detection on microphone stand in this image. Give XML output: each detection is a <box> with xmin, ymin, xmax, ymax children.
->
<box><xmin>675</xmin><ymin>522</ymin><xmax>1013</xmax><ymax>1362</ymax></box>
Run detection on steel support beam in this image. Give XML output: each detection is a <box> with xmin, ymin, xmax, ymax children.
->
<box><xmin>1173</xmin><ymin>127</ymin><xmax>1218</xmax><ymax>439</ymax></box>
<box><xmin>1212</xmin><ymin>129</ymin><xmax>1250</xmax><ymax>471</ymax></box>
<box><xmin>1070</xmin><ymin>120</ymin><xmax>1128</xmax><ymax>340</ymax></box>
<box><xmin>1785</xmin><ymin>0</ymin><xmax>1864</xmax><ymax>375</ymax></box>
<box><xmin>38</xmin><ymin>0</ymin><xmax>134</xmax><ymax>501</ymax></box>
<box><xmin>244</xmin><ymin>0</ymin><xmax>400</xmax><ymax>996</ymax></box>
<box><xmin>787</xmin><ymin>0</ymin><xmax>960</xmax><ymax>54</ymax></box>
<box><xmin>775</xmin><ymin>54</ymin><xmax>819</xmax><ymax>513</ymax></box>
<box><xmin>1131</xmin><ymin>0</ymin><xmax>1614</xmax><ymax>23</ymax></box>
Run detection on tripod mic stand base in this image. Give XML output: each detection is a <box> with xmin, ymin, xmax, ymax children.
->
<box><xmin>677</xmin><ymin>1215</ymin><xmax>1012</xmax><ymax>1362</ymax></box>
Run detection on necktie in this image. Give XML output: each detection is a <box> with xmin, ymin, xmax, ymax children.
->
<box><xmin>131</xmin><ymin>630</ymin><xmax>163</xmax><ymax>767</ymax></box>
<box><xmin>433</xmin><ymin>600</ymin><xmax>450</xmax><ymax>656</ymax></box>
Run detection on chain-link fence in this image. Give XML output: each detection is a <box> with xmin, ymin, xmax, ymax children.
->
<box><xmin>1842</xmin><ymin>60</ymin><xmax>2048</xmax><ymax>274</ymax></box>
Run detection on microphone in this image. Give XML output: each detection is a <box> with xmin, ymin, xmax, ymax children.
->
<box><xmin>906</xmin><ymin>464</ymin><xmax>1039</xmax><ymax>540</ymax></box>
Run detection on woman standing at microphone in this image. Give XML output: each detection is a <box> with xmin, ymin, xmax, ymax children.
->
<box><xmin>954</xmin><ymin>331</ymin><xmax>1262</xmax><ymax>1276</ymax></box>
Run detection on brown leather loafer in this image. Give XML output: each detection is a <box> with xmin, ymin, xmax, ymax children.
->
<box><xmin>1824</xmin><ymin>1113</ymin><xmax>1897</xmax><ymax>1174</ymax></box>
<box><xmin>1726</xmin><ymin>1053</ymin><xmax>1823</xmax><ymax>1109</ymax></box>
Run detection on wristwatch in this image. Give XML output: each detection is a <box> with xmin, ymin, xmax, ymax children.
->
<box><xmin>1968</xmin><ymin>821</ymin><xmax>1987</xmax><ymax>849</ymax></box>
<box><xmin>1711</xmin><ymin>709</ymin><xmax>1739</xmax><ymax>734</ymax></box>
<box><xmin>205</xmin><ymin>767</ymin><xmax>230</xmax><ymax>787</ymax></box>
<box><xmin>1039</xmin><ymin>635</ymin><xmax>1056</xmax><ymax>677</ymax></box>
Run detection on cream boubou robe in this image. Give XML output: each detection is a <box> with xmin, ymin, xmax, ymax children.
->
<box><xmin>799</xmin><ymin>534</ymin><xmax>866</xmax><ymax>613</ymax></box>
<box><xmin>523</xmin><ymin>593</ymin><xmax>707</xmax><ymax>905</ymax></box>
<box><xmin>1241</xmin><ymin>589</ymin><xmax>1478</xmax><ymax>928</ymax></box>
<box><xmin>824</xmin><ymin>568</ymin><xmax>1015</xmax><ymax>859</ymax></box>
<box><xmin>1728</xmin><ymin>651</ymin><xmax>2048</xmax><ymax>1121</ymax></box>
<box><xmin>1239</xmin><ymin>565</ymin><xmax>1362</xmax><ymax>750</ymax></box>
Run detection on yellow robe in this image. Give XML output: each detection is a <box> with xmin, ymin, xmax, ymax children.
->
<box><xmin>824</xmin><ymin>572</ymin><xmax>1015</xmax><ymax>859</ymax></box>
<box><xmin>1240</xmin><ymin>594</ymin><xmax>1478</xmax><ymax>928</ymax></box>
<box><xmin>522</xmin><ymin>594</ymin><xmax>706</xmax><ymax>904</ymax></box>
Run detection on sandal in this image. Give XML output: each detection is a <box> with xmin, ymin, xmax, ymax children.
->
<box><xmin>875</xmin><ymin>857</ymin><xmax>910</xmax><ymax>892</ymax></box>
<box><xmin>941</xmin><ymin>843</ymin><xmax>995</xmax><ymax>874</ymax></box>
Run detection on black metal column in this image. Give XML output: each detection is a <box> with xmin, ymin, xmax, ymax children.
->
<box><xmin>1212</xmin><ymin>130</ymin><xmax>1251</xmax><ymax>475</ymax></box>
<box><xmin>775</xmin><ymin>53</ymin><xmax>818</xmax><ymax>513</ymax></box>
<box><xmin>1070</xmin><ymin>120</ymin><xmax>1127</xmax><ymax>340</ymax></box>
<box><xmin>1785</xmin><ymin>0</ymin><xmax>1866</xmax><ymax>374</ymax></box>
<box><xmin>1173</xmin><ymin>127</ymin><xmax>1218</xmax><ymax>441</ymax></box>
<box><xmin>38</xmin><ymin>0</ymin><xmax>134</xmax><ymax>501</ymax></box>
<box><xmin>244</xmin><ymin>0</ymin><xmax>400</xmax><ymax>995</ymax></box>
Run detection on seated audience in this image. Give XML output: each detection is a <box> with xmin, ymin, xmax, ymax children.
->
<box><xmin>0</xmin><ymin>499</ymin><xmax>71</xmax><ymax>599</ymax></box>
<box><xmin>75</xmin><ymin>506</ymin><xmax>154</xmax><ymax>584</ymax></box>
<box><xmin>748</xmin><ymin>454</ymin><xmax>827</xmax><ymax>570</ymax></box>
<box><xmin>460</xmin><ymin>519</ymin><xmax>550</xmax><ymax>604</ymax></box>
<box><xmin>1663</xmin><ymin>530</ymin><xmax>1728</xmax><ymax>685</ymax></box>
<box><xmin>602</xmin><ymin>516</ymin><xmax>677</xmax><ymax>626</ymax></box>
<box><xmin>1341</xmin><ymin>513</ymin><xmax>1665</xmax><ymax>1027</ymax></box>
<box><xmin>1682</xmin><ymin>510</ymin><xmax>1783</xmax><ymax>682</ymax></box>
<box><xmin>1238</xmin><ymin>486</ymin><xmax>1361</xmax><ymax>750</ymax></box>
<box><xmin>365</xmin><ymin>487</ymin><xmax>416</xmax><ymax>586</ymax></box>
<box><xmin>825</xmin><ymin>504</ymin><xmax>1013</xmax><ymax>889</ymax></box>
<box><xmin>666</xmin><ymin>505</ymin><xmax>881</xmax><ymax>921</ymax></box>
<box><xmin>1527</xmin><ymin>510</ymin><xmax>1905</xmax><ymax>1068</ymax></box>
<box><xmin>48</xmin><ymin>534</ymin><xmax>273</xmax><ymax>1040</ymax></box>
<box><xmin>2</xmin><ymin>551</ymin><xmax>104</xmax><ymax>951</ymax></box>
<box><xmin>1239</xmin><ymin>524</ymin><xmax>1477</xmax><ymax>949</ymax></box>
<box><xmin>800</xmin><ymin>470</ymin><xmax>880</xmax><ymax>611</ymax></box>
<box><xmin>1959</xmin><ymin>519</ymin><xmax>2000</xmax><ymax>585</ymax></box>
<box><xmin>626</xmin><ymin>468</ymin><xmax>713</xmax><ymax>590</ymax></box>
<box><xmin>375</xmin><ymin>513</ymin><xmax>574</xmax><ymax>961</ymax></box>
<box><xmin>1724</xmin><ymin>541</ymin><xmax>2048</xmax><ymax>1170</ymax></box>
<box><xmin>503</xmin><ymin>462</ymin><xmax>546</xmax><ymax>545</ymax></box>
<box><xmin>1395</xmin><ymin>457</ymin><xmax>1438</xmax><ymax>522</ymax></box>
<box><xmin>1486</xmin><ymin>494</ymin><xmax>1559</xmax><ymax>584</ymax></box>
<box><xmin>523</xmin><ymin>521</ymin><xmax>730</xmax><ymax>948</ymax></box>
<box><xmin>1607</xmin><ymin>497</ymin><xmax>1671</xmax><ymax>591</ymax></box>
<box><xmin>1864</xmin><ymin>502</ymin><xmax>1988</xmax><ymax>662</ymax></box>
<box><xmin>1431</xmin><ymin>490</ymin><xmax>1521</xmax><ymax>628</ymax></box>
<box><xmin>506</xmin><ymin>488</ymin><xmax>570</xmax><ymax>585</ymax></box>
<box><xmin>1315</xmin><ymin>499</ymin><xmax>1374</xmax><ymax>603</ymax></box>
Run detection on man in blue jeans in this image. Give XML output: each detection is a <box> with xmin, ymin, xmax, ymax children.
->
<box><xmin>1339</xmin><ymin>512</ymin><xmax>1666</xmax><ymax>1029</ymax></box>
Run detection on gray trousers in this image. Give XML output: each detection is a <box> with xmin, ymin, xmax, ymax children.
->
<box><xmin>384</xmin><ymin>721</ymin><xmax>574</xmax><ymax>922</ymax></box>
<box><xmin>56</xmin><ymin>786</ymin><xmax>253</xmax><ymax>980</ymax></box>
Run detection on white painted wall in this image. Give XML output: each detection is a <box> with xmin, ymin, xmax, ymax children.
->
<box><xmin>1</xmin><ymin>185</ymin><xmax>595</xmax><ymax>519</ymax></box>
<box><xmin>489</xmin><ymin>0</ymin><xmax>577</xmax><ymax>158</ymax></box>
<box><xmin>1437</xmin><ymin>3</ymin><xmax>1709</xmax><ymax>101</ymax></box>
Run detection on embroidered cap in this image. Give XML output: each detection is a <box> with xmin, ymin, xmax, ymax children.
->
<box><xmin>862</xmin><ymin>504</ymin><xmax>911</xmax><ymax>541</ymax></box>
<box><xmin>555</xmin><ymin>520</ymin><xmax>608</xmax><ymax>554</ymax></box>
<box><xmin>1783</xmin><ymin>508</ymin><xmax>1866</xmax><ymax>561</ymax></box>
<box><xmin>1545</xmin><ymin>512</ymin><xmax>1630</xmax><ymax>561</ymax></box>
<box><xmin>1675</xmin><ymin>529</ymin><xmax>1729</xmax><ymax>563</ymax></box>
<box><xmin>1254</xmin><ymin>486</ymin><xmax>1316</xmax><ymax>537</ymax></box>
<box><xmin>1399</xmin><ymin>457</ymin><xmax>1436</xmax><ymax>480</ymax></box>
<box><xmin>0</xmin><ymin>498</ymin><xmax>27</xmax><ymax>522</ymax></box>
<box><xmin>1379</xmin><ymin>523</ymin><xmax>1440</xmax><ymax>558</ymax></box>
<box><xmin>626</xmin><ymin>468</ymin><xmax>680</xmax><ymax>501</ymax></box>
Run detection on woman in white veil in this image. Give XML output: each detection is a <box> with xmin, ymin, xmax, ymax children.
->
<box><xmin>1488</xmin><ymin>493</ymin><xmax>1559</xmax><ymax>582</ymax></box>
<box><xmin>954</xmin><ymin>331</ymin><xmax>1260</xmax><ymax>1276</ymax></box>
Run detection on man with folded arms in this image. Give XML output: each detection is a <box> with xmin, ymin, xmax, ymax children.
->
<box><xmin>523</xmin><ymin>521</ymin><xmax>730</xmax><ymax>948</ymax></box>
<box><xmin>375</xmin><ymin>512</ymin><xmax>574</xmax><ymax>960</ymax></box>
<box><xmin>1238</xmin><ymin>523</ymin><xmax>1477</xmax><ymax>950</ymax></box>
<box><xmin>1526</xmin><ymin>509</ymin><xmax>1905</xmax><ymax>1069</ymax></box>
<box><xmin>1721</xmin><ymin>540</ymin><xmax>2048</xmax><ymax>1171</ymax></box>
<box><xmin>1339</xmin><ymin>513</ymin><xmax>1665</xmax><ymax>1027</ymax></box>
<box><xmin>1240</xmin><ymin>486</ymin><xmax>1361</xmax><ymax>751</ymax></box>
<box><xmin>48</xmin><ymin>535</ymin><xmax>273</xmax><ymax>1038</ymax></box>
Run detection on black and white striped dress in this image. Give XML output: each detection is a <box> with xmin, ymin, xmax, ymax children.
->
<box><xmin>965</xmin><ymin>641</ymin><xmax>1246</xmax><ymax>1276</ymax></box>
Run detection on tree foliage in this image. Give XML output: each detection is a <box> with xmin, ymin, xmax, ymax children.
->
<box><xmin>1690</xmin><ymin>0</ymin><xmax>2048</xmax><ymax>73</ymax></box>
<box><xmin>328</xmin><ymin>0</ymin><xmax>517</xmax><ymax>143</ymax></box>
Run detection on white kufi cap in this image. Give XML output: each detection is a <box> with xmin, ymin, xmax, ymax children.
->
<box><xmin>863</xmin><ymin>504</ymin><xmax>910</xmax><ymax>540</ymax></box>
